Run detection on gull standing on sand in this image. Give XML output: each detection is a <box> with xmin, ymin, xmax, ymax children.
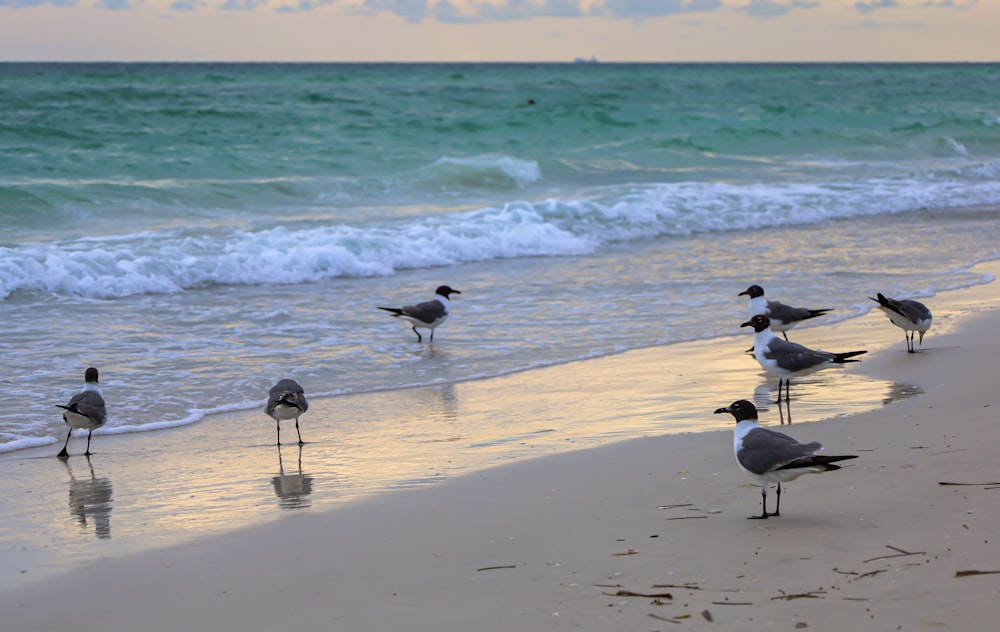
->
<box><xmin>714</xmin><ymin>399</ymin><xmax>857</xmax><ymax>519</ymax></box>
<box><xmin>870</xmin><ymin>292</ymin><xmax>932</xmax><ymax>353</ymax></box>
<box><xmin>378</xmin><ymin>285</ymin><xmax>461</xmax><ymax>342</ymax></box>
<box><xmin>739</xmin><ymin>284</ymin><xmax>833</xmax><ymax>341</ymax></box>
<box><xmin>56</xmin><ymin>367</ymin><xmax>107</xmax><ymax>458</ymax></box>
<box><xmin>265</xmin><ymin>379</ymin><xmax>309</xmax><ymax>446</ymax></box>
<box><xmin>742</xmin><ymin>314</ymin><xmax>867</xmax><ymax>403</ymax></box>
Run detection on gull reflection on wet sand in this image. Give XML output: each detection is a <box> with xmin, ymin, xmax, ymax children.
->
<box><xmin>273</xmin><ymin>445</ymin><xmax>314</xmax><ymax>510</ymax></box>
<box><xmin>64</xmin><ymin>456</ymin><xmax>113</xmax><ymax>539</ymax></box>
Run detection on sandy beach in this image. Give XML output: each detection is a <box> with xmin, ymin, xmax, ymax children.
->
<box><xmin>2</xmin><ymin>264</ymin><xmax>999</xmax><ymax>630</ymax></box>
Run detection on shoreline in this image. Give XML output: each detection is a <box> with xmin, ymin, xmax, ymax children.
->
<box><xmin>1</xmin><ymin>263</ymin><xmax>999</xmax><ymax>629</ymax></box>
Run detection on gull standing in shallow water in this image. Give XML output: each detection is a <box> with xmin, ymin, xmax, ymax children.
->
<box><xmin>378</xmin><ymin>285</ymin><xmax>461</xmax><ymax>342</ymax></box>
<box><xmin>56</xmin><ymin>367</ymin><xmax>107</xmax><ymax>458</ymax></box>
<box><xmin>742</xmin><ymin>314</ymin><xmax>866</xmax><ymax>403</ymax></box>
<box><xmin>869</xmin><ymin>292</ymin><xmax>933</xmax><ymax>353</ymax></box>
<box><xmin>739</xmin><ymin>284</ymin><xmax>833</xmax><ymax>342</ymax></box>
<box><xmin>265</xmin><ymin>379</ymin><xmax>309</xmax><ymax>446</ymax></box>
<box><xmin>714</xmin><ymin>399</ymin><xmax>857</xmax><ymax>519</ymax></box>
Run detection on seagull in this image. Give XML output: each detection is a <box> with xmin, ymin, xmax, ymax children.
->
<box><xmin>869</xmin><ymin>292</ymin><xmax>932</xmax><ymax>353</ymax></box>
<box><xmin>55</xmin><ymin>367</ymin><xmax>107</xmax><ymax>458</ymax></box>
<box><xmin>739</xmin><ymin>284</ymin><xmax>833</xmax><ymax>341</ymax></box>
<box><xmin>741</xmin><ymin>314</ymin><xmax>866</xmax><ymax>402</ymax></box>
<box><xmin>714</xmin><ymin>399</ymin><xmax>857</xmax><ymax>519</ymax></box>
<box><xmin>378</xmin><ymin>285</ymin><xmax>461</xmax><ymax>342</ymax></box>
<box><xmin>265</xmin><ymin>379</ymin><xmax>309</xmax><ymax>446</ymax></box>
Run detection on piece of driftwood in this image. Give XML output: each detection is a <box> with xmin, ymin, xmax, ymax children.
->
<box><xmin>955</xmin><ymin>569</ymin><xmax>1000</xmax><ymax>577</ymax></box>
<box><xmin>611</xmin><ymin>549</ymin><xmax>639</xmax><ymax>556</ymax></box>
<box><xmin>647</xmin><ymin>613</ymin><xmax>682</xmax><ymax>624</ymax></box>
<box><xmin>863</xmin><ymin>545</ymin><xmax>925</xmax><ymax>563</ymax></box>
<box><xmin>771</xmin><ymin>591</ymin><xmax>826</xmax><ymax>601</ymax></box>
<box><xmin>476</xmin><ymin>565</ymin><xmax>516</xmax><ymax>572</ymax></box>
<box><xmin>833</xmin><ymin>567</ymin><xmax>886</xmax><ymax>579</ymax></box>
<box><xmin>604</xmin><ymin>589</ymin><xmax>674</xmax><ymax>599</ymax></box>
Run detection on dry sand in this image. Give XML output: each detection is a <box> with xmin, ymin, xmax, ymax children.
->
<box><xmin>2</xmin><ymin>268</ymin><xmax>999</xmax><ymax>630</ymax></box>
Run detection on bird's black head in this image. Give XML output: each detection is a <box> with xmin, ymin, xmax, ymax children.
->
<box><xmin>436</xmin><ymin>285</ymin><xmax>461</xmax><ymax>298</ymax></box>
<box><xmin>738</xmin><ymin>284</ymin><xmax>765</xmax><ymax>299</ymax></box>
<box><xmin>84</xmin><ymin>367</ymin><xmax>100</xmax><ymax>384</ymax></box>
<box><xmin>740</xmin><ymin>314</ymin><xmax>771</xmax><ymax>332</ymax></box>
<box><xmin>714</xmin><ymin>399</ymin><xmax>758</xmax><ymax>423</ymax></box>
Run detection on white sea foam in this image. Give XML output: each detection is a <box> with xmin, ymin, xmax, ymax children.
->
<box><xmin>3</xmin><ymin>172</ymin><xmax>1000</xmax><ymax>302</ymax></box>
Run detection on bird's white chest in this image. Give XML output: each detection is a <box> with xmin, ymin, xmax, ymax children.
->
<box><xmin>271</xmin><ymin>403</ymin><xmax>302</xmax><ymax>420</ymax></box>
<box><xmin>733</xmin><ymin>421</ymin><xmax>764</xmax><ymax>480</ymax></box>
<box><xmin>753</xmin><ymin>332</ymin><xmax>781</xmax><ymax>371</ymax></box>
<box><xmin>748</xmin><ymin>296</ymin><xmax>768</xmax><ymax>318</ymax></box>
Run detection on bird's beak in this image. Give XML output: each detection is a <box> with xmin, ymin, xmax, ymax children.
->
<box><xmin>740</xmin><ymin>320</ymin><xmax>753</xmax><ymax>328</ymax></box>
<box><xmin>713</xmin><ymin>407</ymin><xmax>730</xmax><ymax>415</ymax></box>
<box><xmin>738</xmin><ymin>290</ymin><xmax>748</xmax><ymax>297</ymax></box>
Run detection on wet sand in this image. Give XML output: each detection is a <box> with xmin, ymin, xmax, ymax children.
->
<box><xmin>1</xmin><ymin>263</ymin><xmax>998</xmax><ymax>630</ymax></box>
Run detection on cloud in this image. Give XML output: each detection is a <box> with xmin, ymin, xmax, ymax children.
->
<box><xmin>0</xmin><ymin>0</ymin><xmax>75</xmax><ymax>6</ymax></box>
<box><xmin>218</xmin><ymin>0</ymin><xmax>267</xmax><ymax>9</ymax></box>
<box><xmin>856</xmin><ymin>0</ymin><xmax>977</xmax><ymax>12</ymax></box>
<box><xmin>855</xmin><ymin>0</ymin><xmax>897</xmax><ymax>13</ymax></box>
<box><xmin>600</xmin><ymin>0</ymin><xmax>724</xmax><ymax>20</ymax></box>
<box><xmin>97</xmin><ymin>0</ymin><xmax>140</xmax><ymax>7</ymax></box>
<box><xmin>275</xmin><ymin>0</ymin><xmax>334</xmax><ymax>12</ymax></box>
<box><xmin>359</xmin><ymin>0</ymin><xmax>431</xmax><ymax>22</ymax></box>
<box><xmin>357</xmin><ymin>0</ymin><xmax>582</xmax><ymax>23</ymax></box>
<box><xmin>360</xmin><ymin>1</ymin><xmax>726</xmax><ymax>23</ymax></box>
<box><xmin>171</xmin><ymin>0</ymin><xmax>206</xmax><ymax>8</ymax></box>
<box><xmin>738</xmin><ymin>0</ymin><xmax>819</xmax><ymax>18</ymax></box>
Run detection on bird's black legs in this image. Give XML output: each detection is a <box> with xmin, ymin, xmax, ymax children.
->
<box><xmin>776</xmin><ymin>379</ymin><xmax>792</xmax><ymax>423</ymax></box>
<box><xmin>411</xmin><ymin>326</ymin><xmax>423</xmax><ymax>342</ymax></box>
<box><xmin>84</xmin><ymin>430</ymin><xmax>94</xmax><ymax>456</ymax></box>
<box><xmin>906</xmin><ymin>331</ymin><xmax>915</xmax><ymax>353</ymax></box>
<box><xmin>295</xmin><ymin>418</ymin><xmax>304</xmax><ymax>445</ymax></box>
<box><xmin>429</xmin><ymin>329</ymin><xmax>434</xmax><ymax>342</ymax></box>
<box><xmin>776</xmin><ymin>378</ymin><xmax>790</xmax><ymax>403</ymax></box>
<box><xmin>57</xmin><ymin>430</ymin><xmax>72</xmax><ymax>458</ymax></box>
<box><xmin>748</xmin><ymin>485</ymin><xmax>781</xmax><ymax>519</ymax></box>
<box><xmin>782</xmin><ymin>332</ymin><xmax>789</xmax><ymax>341</ymax></box>
<box><xmin>276</xmin><ymin>420</ymin><xmax>282</xmax><ymax>446</ymax></box>
<box><xmin>749</xmin><ymin>487</ymin><xmax>770</xmax><ymax>519</ymax></box>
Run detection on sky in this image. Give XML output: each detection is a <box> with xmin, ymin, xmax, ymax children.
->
<box><xmin>0</xmin><ymin>0</ymin><xmax>996</xmax><ymax>62</ymax></box>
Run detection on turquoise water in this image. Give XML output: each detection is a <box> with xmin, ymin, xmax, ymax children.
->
<box><xmin>1</xmin><ymin>62</ymin><xmax>999</xmax><ymax>452</ymax></box>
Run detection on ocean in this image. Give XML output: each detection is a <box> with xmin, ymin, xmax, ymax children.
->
<box><xmin>2</xmin><ymin>62</ymin><xmax>999</xmax><ymax>454</ymax></box>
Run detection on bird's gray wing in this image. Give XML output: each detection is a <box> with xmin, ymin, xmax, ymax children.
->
<box><xmin>738</xmin><ymin>427</ymin><xmax>822</xmax><ymax>475</ymax></box>
<box><xmin>896</xmin><ymin>299</ymin><xmax>932</xmax><ymax>322</ymax></box>
<box><xmin>765</xmin><ymin>300</ymin><xmax>813</xmax><ymax>323</ymax></box>
<box><xmin>401</xmin><ymin>299</ymin><xmax>446</xmax><ymax>324</ymax></box>
<box><xmin>267</xmin><ymin>380</ymin><xmax>308</xmax><ymax>414</ymax></box>
<box><xmin>763</xmin><ymin>338</ymin><xmax>834</xmax><ymax>372</ymax></box>
<box><xmin>63</xmin><ymin>391</ymin><xmax>107</xmax><ymax>425</ymax></box>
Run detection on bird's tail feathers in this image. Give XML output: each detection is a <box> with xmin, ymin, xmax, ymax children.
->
<box><xmin>809</xmin><ymin>308</ymin><xmax>834</xmax><ymax>318</ymax></box>
<box><xmin>870</xmin><ymin>293</ymin><xmax>907</xmax><ymax>318</ymax></box>
<box><xmin>833</xmin><ymin>350</ymin><xmax>867</xmax><ymax>363</ymax></box>
<box><xmin>811</xmin><ymin>454</ymin><xmax>858</xmax><ymax>470</ymax></box>
<box><xmin>779</xmin><ymin>454</ymin><xmax>857</xmax><ymax>472</ymax></box>
<box><xmin>378</xmin><ymin>307</ymin><xmax>404</xmax><ymax>316</ymax></box>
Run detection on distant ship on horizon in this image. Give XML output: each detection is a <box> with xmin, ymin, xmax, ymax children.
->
<box><xmin>573</xmin><ymin>56</ymin><xmax>599</xmax><ymax>64</ymax></box>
